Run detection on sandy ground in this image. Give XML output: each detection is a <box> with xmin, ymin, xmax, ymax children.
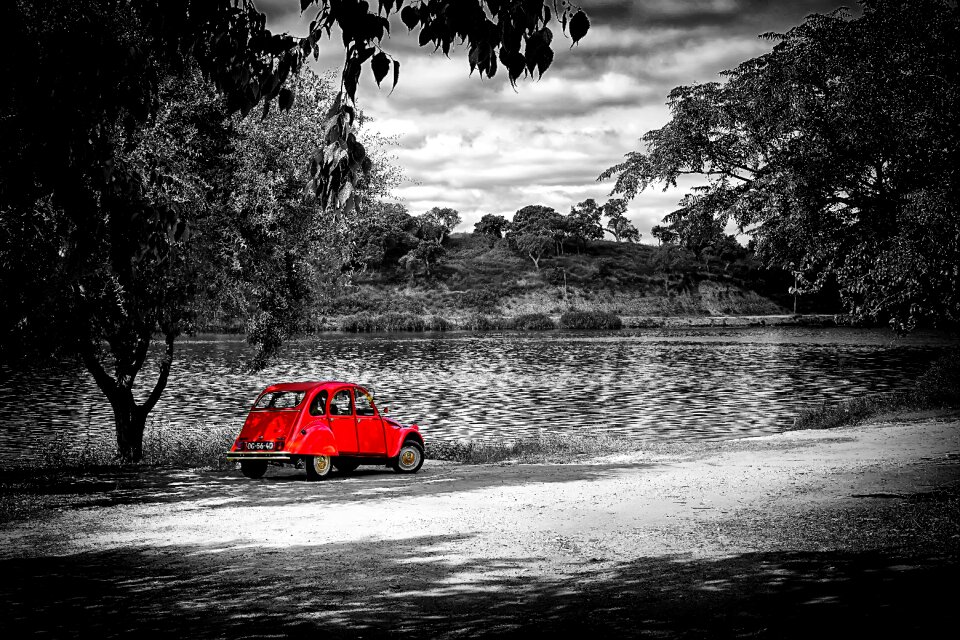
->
<box><xmin>3</xmin><ymin>412</ymin><xmax>959</xmax><ymax>638</ymax></box>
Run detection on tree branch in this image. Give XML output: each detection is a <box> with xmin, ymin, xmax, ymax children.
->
<box><xmin>142</xmin><ymin>329</ymin><xmax>176</xmax><ymax>414</ymax></box>
<box><xmin>79</xmin><ymin>340</ymin><xmax>117</xmax><ymax>399</ymax></box>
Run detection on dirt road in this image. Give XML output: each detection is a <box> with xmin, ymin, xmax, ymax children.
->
<box><xmin>3</xmin><ymin>413</ymin><xmax>959</xmax><ymax>638</ymax></box>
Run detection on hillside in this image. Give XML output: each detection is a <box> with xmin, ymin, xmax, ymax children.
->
<box><xmin>312</xmin><ymin>234</ymin><xmax>844</xmax><ymax>329</ymax></box>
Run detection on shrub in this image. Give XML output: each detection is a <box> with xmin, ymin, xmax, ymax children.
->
<box><xmin>426</xmin><ymin>315</ymin><xmax>452</xmax><ymax>331</ymax></box>
<box><xmin>912</xmin><ymin>348</ymin><xmax>960</xmax><ymax>406</ymax></box>
<box><xmin>559</xmin><ymin>310</ymin><xmax>623</xmax><ymax>330</ymax></box>
<box><xmin>338</xmin><ymin>311</ymin><xmax>379</xmax><ymax>332</ymax></box>
<box><xmin>380</xmin><ymin>312</ymin><xmax>426</xmax><ymax>332</ymax></box>
<box><xmin>457</xmin><ymin>289</ymin><xmax>500</xmax><ymax>312</ymax></box>
<box><xmin>460</xmin><ymin>313</ymin><xmax>511</xmax><ymax>330</ymax></box>
<box><xmin>513</xmin><ymin>313</ymin><xmax>555</xmax><ymax>330</ymax></box>
<box><xmin>339</xmin><ymin>312</ymin><xmax>428</xmax><ymax>332</ymax></box>
<box><xmin>791</xmin><ymin>347</ymin><xmax>960</xmax><ymax>431</ymax></box>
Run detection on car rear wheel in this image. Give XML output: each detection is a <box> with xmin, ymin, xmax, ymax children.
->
<box><xmin>333</xmin><ymin>458</ymin><xmax>360</xmax><ymax>474</ymax></box>
<box><xmin>392</xmin><ymin>441</ymin><xmax>424</xmax><ymax>474</ymax></box>
<box><xmin>305</xmin><ymin>454</ymin><xmax>333</xmax><ymax>480</ymax></box>
<box><xmin>240</xmin><ymin>460</ymin><xmax>268</xmax><ymax>479</ymax></box>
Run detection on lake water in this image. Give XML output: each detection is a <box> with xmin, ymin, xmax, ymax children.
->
<box><xmin>1</xmin><ymin>327</ymin><xmax>955</xmax><ymax>461</ymax></box>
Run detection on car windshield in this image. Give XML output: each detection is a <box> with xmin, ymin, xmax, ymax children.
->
<box><xmin>254</xmin><ymin>391</ymin><xmax>305</xmax><ymax>410</ymax></box>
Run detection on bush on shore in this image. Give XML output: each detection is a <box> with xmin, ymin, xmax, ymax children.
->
<box><xmin>339</xmin><ymin>312</ymin><xmax>454</xmax><ymax>332</ymax></box>
<box><xmin>339</xmin><ymin>312</ymin><xmax>420</xmax><ymax>332</ymax></box>
<box><xmin>792</xmin><ymin>347</ymin><xmax>960</xmax><ymax>431</ymax></box>
<box><xmin>512</xmin><ymin>313</ymin><xmax>555</xmax><ymax>330</ymax></box>
<box><xmin>459</xmin><ymin>313</ymin><xmax>512</xmax><ymax>331</ymax></box>
<box><xmin>559</xmin><ymin>310</ymin><xmax>623</xmax><ymax>330</ymax></box>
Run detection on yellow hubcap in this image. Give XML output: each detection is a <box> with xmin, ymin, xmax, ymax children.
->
<box><xmin>315</xmin><ymin>457</ymin><xmax>328</xmax><ymax>472</ymax></box>
<box><xmin>401</xmin><ymin>451</ymin><xmax>415</xmax><ymax>465</ymax></box>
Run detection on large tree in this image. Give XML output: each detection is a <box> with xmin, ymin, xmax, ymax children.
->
<box><xmin>600</xmin><ymin>0</ymin><xmax>959</xmax><ymax>331</ymax></box>
<box><xmin>2</xmin><ymin>0</ymin><xmax>591</xmax><ymax>461</ymax></box>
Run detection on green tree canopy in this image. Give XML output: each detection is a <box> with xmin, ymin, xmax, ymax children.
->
<box><xmin>600</xmin><ymin>0</ymin><xmax>959</xmax><ymax>331</ymax></box>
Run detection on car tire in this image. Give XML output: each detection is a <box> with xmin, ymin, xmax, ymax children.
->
<box><xmin>240</xmin><ymin>460</ymin><xmax>268</xmax><ymax>479</ymax></box>
<box><xmin>333</xmin><ymin>458</ymin><xmax>360</xmax><ymax>474</ymax></box>
<box><xmin>392</xmin><ymin>441</ymin><xmax>424</xmax><ymax>474</ymax></box>
<box><xmin>305</xmin><ymin>454</ymin><xmax>333</xmax><ymax>480</ymax></box>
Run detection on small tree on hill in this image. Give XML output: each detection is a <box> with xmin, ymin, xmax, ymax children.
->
<box><xmin>651</xmin><ymin>225</ymin><xmax>678</xmax><ymax>246</ymax></box>
<box><xmin>602</xmin><ymin>199</ymin><xmax>641</xmax><ymax>243</ymax></box>
<box><xmin>506</xmin><ymin>205</ymin><xmax>563</xmax><ymax>270</ymax></box>
<box><xmin>420</xmin><ymin>207</ymin><xmax>461</xmax><ymax>245</ymax></box>
<box><xmin>567</xmin><ymin>199</ymin><xmax>604</xmax><ymax>253</ymax></box>
<box><xmin>474</xmin><ymin>213</ymin><xmax>509</xmax><ymax>239</ymax></box>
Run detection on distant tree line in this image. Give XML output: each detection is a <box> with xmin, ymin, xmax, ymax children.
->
<box><xmin>478</xmin><ymin>198</ymin><xmax>640</xmax><ymax>270</ymax></box>
<box><xmin>349</xmin><ymin>196</ymin><xmax>642</xmax><ymax>274</ymax></box>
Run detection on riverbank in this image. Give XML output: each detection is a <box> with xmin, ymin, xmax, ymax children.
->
<box><xmin>3</xmin><ymin>410</ymin><xmax>958</xmax><ymax>637</ymax></box>
<box><xmin>309</xmin><ymin>311</ymin><xmax>845</xmax><ymax>332</ymax></box>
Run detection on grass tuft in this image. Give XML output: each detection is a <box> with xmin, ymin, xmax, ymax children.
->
<box><xmin>425</xmin><ymin>433</ymin><xmax>640</xmax><ymax>464</ymax></box>
<box><xmin>37</xmin><ymin>418</ymin><xmax>237</xmax><ymax>472</ymax></box>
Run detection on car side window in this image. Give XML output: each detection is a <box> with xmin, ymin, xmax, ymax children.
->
<box><xmin>329</xmin><ymin>389</ymin><xmax>353</xmax><ymax>416</ymax></box>
<box><xmin>309</xmin><ymin>390</ymin><xmax>328</xmax><ymax>417</ymax></box>
<box><xmin>355</xmin><ymin>390</ymin><xmax>376</xmax><ymax>417</ymax></box>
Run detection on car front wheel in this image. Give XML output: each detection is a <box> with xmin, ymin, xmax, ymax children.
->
<box><xmin>392</xmin><ymin>441</ymin><xmax>424</xmax><ymax>474</ymax></box>
<box><xmin>240</xmin><ymin>460</ymin><xmax>267</xmax><ymax>479</ymax></box>
<box><xmin>305</xmin><ymin>454</ymin><xmax>333</xmax><ymax>480</ymax></box>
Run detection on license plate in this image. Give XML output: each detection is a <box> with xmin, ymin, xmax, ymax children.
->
<box><xmin>245</xmin><ymin>441</ymin><xmax>275</xmax><ymax>451</ymax></box>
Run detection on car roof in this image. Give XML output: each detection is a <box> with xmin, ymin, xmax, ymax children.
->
<box><xmin>261</xmin><ymin>381</ymin><xmax>359</xmax><ymax>394</ymax></box>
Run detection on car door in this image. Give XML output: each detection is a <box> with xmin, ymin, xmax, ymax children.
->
<box><xmin>327</xmin><ymin>388</ymin><xmax>359</xmax><ymax>453</ymax></box>
<box><xmin>354</xmin><ymin>387</ymin><xmax>387</xmax><ymax>455</ymax></box>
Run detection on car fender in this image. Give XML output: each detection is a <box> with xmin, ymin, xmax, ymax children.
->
<box><xmin>387</xmin><ymin>427</ymin><xmax>424</xmax><ymax>458</ymax></box>
<box><xmin>287</xmin><ymin>421</ymin><xmax>339</xmax><ymax>457</ymax></box>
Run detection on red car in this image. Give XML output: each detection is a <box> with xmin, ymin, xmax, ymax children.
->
<box><xmin>226</xmin><ymin>381</ymin><xmax>425</xmax><ymax>480</ymax></box>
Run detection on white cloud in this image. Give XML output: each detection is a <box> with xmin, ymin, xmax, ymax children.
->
<box><xmin>261</xmin><ymin>1</ymin><xmax>840</xmax><ymax>241</ymax></box>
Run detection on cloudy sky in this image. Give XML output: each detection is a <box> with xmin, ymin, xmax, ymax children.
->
<box><xmin>261</xmin><ymin>0</ymin><xmax>846</xmax><ymax>241</ymax></box>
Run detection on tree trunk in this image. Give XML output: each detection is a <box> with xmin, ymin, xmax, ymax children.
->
<box><xmin>80</xmin><ymin>329</ymin><xmax>176</xmax><ymax>463</ymax></box>
<box><xmin>112</xmin><ymin>389</ymin><xmax>148</xmax><ymax>462</ymax></box>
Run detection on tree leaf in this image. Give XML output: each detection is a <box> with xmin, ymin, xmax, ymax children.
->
<box><xmin>569</xmin><ymin>10</ymin><xmax>590</xmax><ymax>46</ymax></box>
<box><xmin>371</xmin><ymin>51</ymin><xmax>390</xmax><ymax>86</ymax></box>
<box><xmin>401</xmin><ymin>5</ymin><xmax>418</xmax><ymax>30</ymax></box>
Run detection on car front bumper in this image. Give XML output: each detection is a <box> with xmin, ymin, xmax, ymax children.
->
<box><xmin>225</xmin><ymin>451</ymin><xmax>294</xmax><ymax>462</ymax></box>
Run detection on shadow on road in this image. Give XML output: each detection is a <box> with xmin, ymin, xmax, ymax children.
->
<box><xmin>6</xmin><ymin>533</ymin><xmax>958</xmax><ymax>638</ymax></box>
<box><xmin>1</xmin><ymin>460</ymin><xmax>654</xmax><ymax>515</ymax></box>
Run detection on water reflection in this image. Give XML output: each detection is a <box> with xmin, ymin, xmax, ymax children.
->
<box><xmin>0</xmin><ymin>327</ymin><xmax>953</xmax><ymax>461</ymax></box>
